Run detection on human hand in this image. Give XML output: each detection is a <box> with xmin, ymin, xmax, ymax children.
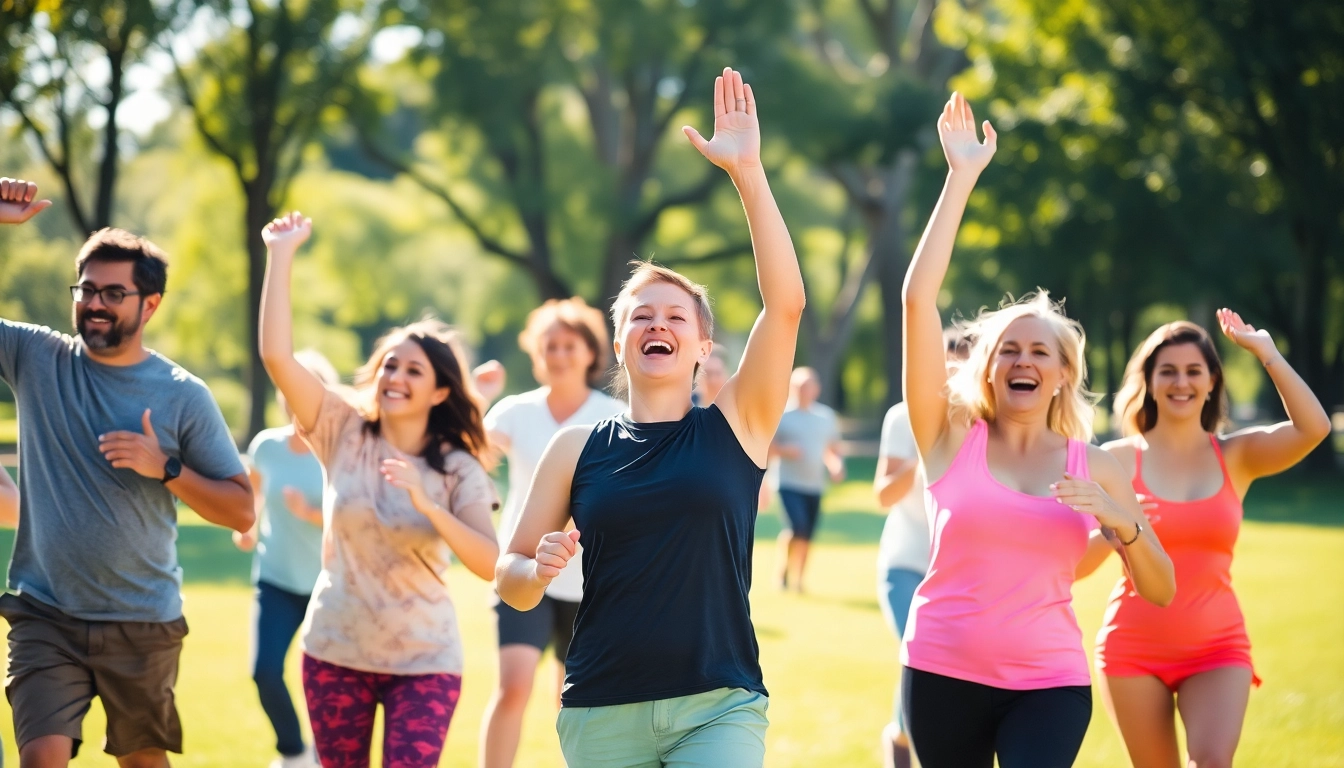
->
<box><xmin>233</xmin><ymin>528</ymin><xmax>257</xmax><ymax>552</ymax></box>
<box><xmin>1217</xmin><ymin>308</ymin><xmax>1279</xmax><ymax>365</ymax></box>
<box><xmin>0</xmin><ymin>177</ymin><xmax>53</xmax><ymax>224</ymax></box>
<box><xmin>98</xmin><ymin>410</ymin><xmax>171</xmax><ymax>480</ymax></box>
<box><xmin>829</xmin><ymin>463</ymin><xmax>847</xmax><ymax>484</ymax></box>
<box><xmin>938</xmin><ymin>92</ymin><xmax>997</xmax><ymax>177</ymax></box>
<box><xmin>262</xmin><ymin>211</ymin><xmax>313</xmax><ymax>256</ymax></box>
<box><xmin>533</xmin><ymin>529</ymin><xmax>581</xmax><ymax>585</ymax></box>
<box><xmin>380</xmin><ymin>457</ymin><xmax>431</xmax><ymax>510</ymax></box>
<box><xmin>282</xmin><ymin>486</ymin><xmax>322</xmax><ymax>525</ymax></box>
<box><xmin>473</xmin><ymin>360</ymin><xmax>507</xmax><ymax>403</ymax></box>
<box><xmin>1135</xmin><ymin>493</ymin><xmax>1161</xmax><ymax>524</ymax></box>
<box><xmin>682</xmin><ymin>68</ymin><xmax>760</xmax><ymax>178</ymax></box>
<box><xmin>1051</xmin><ymin>472</ymin><xmax>1136</xmax><ymax>532</ymax></box>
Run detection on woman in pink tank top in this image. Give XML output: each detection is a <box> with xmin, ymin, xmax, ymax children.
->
<box><xmin>1079</xmin><ymin>318</ymin><xmax>1329</xmax><ymax>768</ymax></box>
<box><xmin>899</xmin><ymin>92</ymin><xmax>1176</xmax><ymax>768</ymax></box>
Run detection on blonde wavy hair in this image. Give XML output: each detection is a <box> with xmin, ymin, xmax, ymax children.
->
<box><xmin>946</xmin><ymin>291</ymin><xmax>1100</xmax><ymax>441</ymax></box>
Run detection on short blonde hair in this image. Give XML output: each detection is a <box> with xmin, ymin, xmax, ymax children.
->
<box><xmin>946</xmin><ymin>291</ymin><xmax>1099</xmax><ymax>441</ymax></box>
<box><xmin>518</xmin><ymin>297</ymin><xmax>610</xmax><ymax>386</ymax></box>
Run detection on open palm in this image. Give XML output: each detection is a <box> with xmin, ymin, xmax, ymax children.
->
<box><xmin>262</xmin><ymin>211</ymin><xmax>313</xmax><ymax>253</ymax></box>
<box><xmin>938</xmin><ymin>92</ymin><xmax>997</xmax><ymax>175</ymax></box>
<box><xmin>1217</xmin><ymin>308</ymin><xmax>1278</xmax><ymax>362</ymax></box>
<box><xmin>683</xmin><ymin>68</ymin><xmax>760</xmax><ymax>175</ymax></box>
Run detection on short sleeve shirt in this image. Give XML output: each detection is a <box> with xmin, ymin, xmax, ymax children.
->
<box><xmin>876</xmin><ymin>403</ymin><xmax>931</xmax><ymax>573</ymax></box>
<box><xmin>247</xmin><ymin>426</ymin><xmax>324</xmax><ymax>595</ymax></box>
<box><xmin>771</xmin><ymin>403</ymin><xmax>840</xmax><ymax>494</ymax></box>
<box><xmin>297</xmin><ymin>390</ymin><xmax>498</xmax><ymax>675</ymax></box>
<box><xmin>484</xmin><ymin>388</ymin><xmax>625</xmax><ymax>602</ymax></box>
<box><xmin>0</xmin><ymin>320</ymin><xmax>244</xmax><ymax>622</ymax></box>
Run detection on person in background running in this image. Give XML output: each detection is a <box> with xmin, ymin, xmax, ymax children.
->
<box><xmin>874</xmin><ymin>327</ymin><xmax>970</xmax><ymax>768</ymax></box>
<box><xmin>260</xmin><ymin>211</ymin><xmax>500</xmax><ymax>768</ymax></box>
<box><xmin>497</xmin><ymin>66</ymin><xmax>804</xmax><ymax>768</ymax></box>
<box><xmin>1080</xmin><ymin>316</ymin><xmax>1329</xmax><ymax>768</ymax></box>
<box><xmin>770</xmin><ymin>367</ymin><xmax>844</xmax><ymax>592</ymax></box>
<box><xmin>478</xmin><ymin>297</ymin><xmax>624</xmax><ymax>768</ymax></box>
<box><xmin>234</xmin><ymin>349</ymin><xmax>340</xmax><ymax>768</ymax></box>
<box><xmin>0</xmin><ymin>177</ymin><xmax>254</xmax><ymax>768</ymax></box>
<box><xmin>899</xmin><ymin>94</ymin><xmax>1175</xmax><ymax>768</ymax></box>
<box><xmin>693</xmin><ymin>346</ymin><xmax>730</xmax><ymax>406</ymax></box>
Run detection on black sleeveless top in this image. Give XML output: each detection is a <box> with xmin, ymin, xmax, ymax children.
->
<box><xmin>562</xmin><ymin>405</ymin><xmax>768</xmax><ymax>707</ymax></box>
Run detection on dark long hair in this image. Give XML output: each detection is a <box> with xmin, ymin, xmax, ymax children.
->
<box><xmin>1113</xmin><ymin>321</ymin><xmax>1227</xmax><ymax>436</ymax></box>
<box><xmin>355</xmin><ymin>318</ymin><xmax>492</xmax><ymax>473</ymax></box>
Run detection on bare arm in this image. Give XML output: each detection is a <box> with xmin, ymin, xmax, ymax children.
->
<box><xmin>380</xmin><ymin>459</ymin><xmax>500</xmax><ymax>581</ymax></box>
<box><xmin>1056</xmin><ymin>447</ymin><xmax>1175</xmax><ymax>606</ymax></box>
<box><xmin>685</xmin><ymin>69</ymin><xmax>806</xmax><ymax>464</ymax></box>
<box><xmin>258</xmin><ymin>213</ymin><xmax>326</xmax><ymax>432</ymax></box>
<box><xmin>903</xmin><ymin>94</ymin><xmax>997</xmax><ymax>458</ymax></box>
<box><xmin>824</xmin><ymin>441</ymin><xmax>846</xmax><ymax>483</ymax></box>
<box><xmin>497</xmin><ymin>426</ymin><xmax>591</xmax><ymax>610</ymax></box>
<box><xmin>232</xmin><ymin>464</ymin><xmax>263</xmax><ymax>551</ymax></box>
<box><xmin>875</xmin><ymin>455</ymin><xmax>919</xmax><ymax>509</ymax></box>
<box><xmin>1216</xmin><ymin>309</ymin><xmax>1331</xmax><ymax>485</ymax></box>
<box><xmin>0</xmin><ymin>468</ymin><xmax>17</xmax><ymax>527</ymax></box>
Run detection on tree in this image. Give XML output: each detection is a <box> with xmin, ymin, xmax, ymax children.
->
<box><xmin>0</xmin><ymin>0</ymin><xmax>170</xmax><ymax>233</ymax></box>
<box><xmin>168</xmin><ymin>0</ymin><xmax>389</xmax><ymax>439</ymax></box>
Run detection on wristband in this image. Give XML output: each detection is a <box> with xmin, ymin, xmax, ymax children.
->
<box><xmin>1119</xmin><ymin>521</ymin><xmax>1143</xmax><ymax>546</ymax></box>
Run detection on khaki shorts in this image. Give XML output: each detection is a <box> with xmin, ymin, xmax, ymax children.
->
<box><xmin>0</xmin><ymin>592</ymin><xmax>188</xmax><ymax>758</ymax></box>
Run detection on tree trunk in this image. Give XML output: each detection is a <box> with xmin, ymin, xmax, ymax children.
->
<box><xmin>245</xmin><ymin>186</ymin><xmax>273</xmax><ymax>444</ymax></box>
<box><xmin>94</xmin><ymin>43</ymin><xmax>125</xmax><ymax>232</ymax></box>
<box><xmin>1288</xmin><ymin>227</ymin><xmax>1338</xmax><ymax>472</ymax></box>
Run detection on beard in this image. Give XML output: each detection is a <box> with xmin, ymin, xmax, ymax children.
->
<box><xmin>75</xmin><ymin>303</ymin><xmax>142</xmax><ymax>352</ymax></box>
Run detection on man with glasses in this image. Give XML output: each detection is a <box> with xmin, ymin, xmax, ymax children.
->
<box><xmin>0</xmin><ymin>178</ymin><xmax>254</xmax><ymax>768</ymax></box>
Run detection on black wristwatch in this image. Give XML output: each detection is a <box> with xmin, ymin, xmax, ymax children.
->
<box><xmin>161</xmin><ymin>457</ymin><xmax>182</xmax><ymax>484</ymax></box>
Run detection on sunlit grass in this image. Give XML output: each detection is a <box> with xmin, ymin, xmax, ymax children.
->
<box><xmin>0</xmin><ymin>476</ymin><xmax>1338</xmax><ymax>766</ymax></box>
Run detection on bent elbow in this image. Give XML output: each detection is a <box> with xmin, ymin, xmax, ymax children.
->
<box><xmin>1143</xmin><ymin>581</ymin><xmax>1176</xmax><ymax>608</ymax></box>
<box><xmin>232</xmin><ymin>505</ymin><xmax>257</xmax><ymax>534</ymax></box>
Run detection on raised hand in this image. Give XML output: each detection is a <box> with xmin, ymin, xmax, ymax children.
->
<box><xmin>472</xmin><ymin>360</ymin><xmax>507</xmax><ymax>404</ymax></box>
<box><xmin>938</xmin><ymin>92</ymin><xmax>997</xmax><ymax>176</ymax></box>
<box><xmin>0</xmin><ymin>177</ymin><xmax>53</xmax><ymax>224</ymax></box>
<box><xmin>262</xmin><ymin>211</ymin><xmax>313</xmax><ymax>256</ymax></box>
<box><xmin>533</xmin><ymin>529</ymin><xmax>581</xmax><ymax>585</ymax></box>
<box><xmin>1217</xmin><ymin>308</ymin><xmax>1279</xmax><ymax>364</ymax></box>
<box><xmin>380</xmin><ymin>456</ymin><xmax>431</xmax><ymax>510</ymax></box>
<box><xmin>683</xmin><ymin>67</ymin><xmax>760</xmax><ymax>177</ymax></box>
<box><xmin>99</xmin><ymin>409</ymin><xmax>170</xmax><ymax>480</ymax></box>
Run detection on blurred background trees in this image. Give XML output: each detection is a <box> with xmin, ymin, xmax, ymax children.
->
<box><xmin>1</xmin><ymin>0</ymin><xmax>1339</xmax><ymax>466</ymax></box>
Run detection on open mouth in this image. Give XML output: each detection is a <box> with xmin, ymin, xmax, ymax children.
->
<box><xmin>641</xmin><ymin>340</ymin><xmax>673</xmax><ymax>357</ymax></box>
<box><xmin>1167</xmin><ymin>394</ymin><xmax>1195</xmax><ymax>403</ymax></box>
<box><xmin>1007</xmin><ymin>377</ymin><xmax>1039</xmax><ymax>393</ymax></box>
<box><xmin>382</xmin><ymin>390</ymin><xmax>409</xmax><ymax>401</ymax></box>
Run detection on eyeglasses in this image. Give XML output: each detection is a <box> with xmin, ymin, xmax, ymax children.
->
<box><xmin>69</xmin><ymin>285</ymin><xmax>142</xmax><ymax>306</ymax></box>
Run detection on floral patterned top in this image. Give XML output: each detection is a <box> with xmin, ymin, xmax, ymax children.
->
<box><xmin>297</xmin><ymin>389</ymin><xmax>498</xmax><ymax>675</ymax></box>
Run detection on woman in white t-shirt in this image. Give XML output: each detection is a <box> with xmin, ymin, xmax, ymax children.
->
<box><xmin>874</xmin><ymin>328</ymin><xmax>969</xmax><ymax>768</ymax></box>
<box><xmin>479</xmin><ymin>298</ymin><xmax>625</xmax><ymax>768</ymax></box>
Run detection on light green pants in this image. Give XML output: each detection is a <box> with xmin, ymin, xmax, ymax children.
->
<box><xmin>556</xmin><ymin>687</ymin><xmax>769</xmax><ymax>767</ymax></box>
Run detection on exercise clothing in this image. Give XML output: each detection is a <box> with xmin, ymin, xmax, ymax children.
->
<box><xmin>771</xmin><ymin>402</ymin><xmax>839</xmax><ymax>494</ymax></box>
<box><xmin>247</xmin><ymin>426</ymin><xmax>324</xmax><ymax>595</ymax></box>
<box><xmin>902</xmin><ymin>667</ymin><xmax>1091</xmax><ymax>768</ymax></box>
<box><xmin>1095</xmin><ymin>436</ymin><xmax>1260</xmax><ymax>690</ymax></box>
<box><xmin>877</xmin><ymin>403</ymin><xmax>931</xmax><ymax>573</ymax></box>
<box><xmin>563</xmin><ymin>405</ymin><xmax>767</xmax><ymax>708</ymax></box>
<box><xmin>485</xmin><ymin>387</ymin><xmax>624</xmax><ymax>601</ymax></box>
<box><xmin>297</xmin><ymin>390</ymin><xmax>498</xmax><ymax>675</ymax></box>
<box><xmin>778</xmin><ymin>488</ymin><xmax>822</xmax><ymax>540</ymax></box>
<box><xmin>902</xmin><ymin>419</ymin><xmax>1098</xmax><ymax>689</ymax></box>
<box><xmin>495</xmin><ymin>594</ymin><xmax>580</xmax><ymax>662</ymax></box>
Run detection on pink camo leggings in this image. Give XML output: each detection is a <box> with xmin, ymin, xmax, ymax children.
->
<box><xmin>302</xmin><ymin>654</ymin><xmax>462</xmax><ymax>768</ymax></box>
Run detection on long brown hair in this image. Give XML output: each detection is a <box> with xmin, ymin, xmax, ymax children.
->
<box><xmin>1113</xmin><ymin>321</ymin><xmax>1227</xmax><ymax>436</ymax></box>
<box><xmin>355</xmin><ymin>318</ymin><xmax>492</xmax><ymax>473</ymax></box>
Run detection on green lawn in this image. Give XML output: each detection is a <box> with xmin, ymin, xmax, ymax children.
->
<box><xmin>0</xmin><ymin>472</ymin><xmax>1339</xmax><ymax>766</ymax></box>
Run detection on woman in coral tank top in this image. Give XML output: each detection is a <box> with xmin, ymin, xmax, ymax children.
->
<box><xmin>900</xmin><ymin>92</ymin><xmax>1176</xmax><ymax>768</ymax></box>
<box><xmin>1082</xmin><ymin>318</ymin><xmax>1329</xmax><ymax>768</ymax></box>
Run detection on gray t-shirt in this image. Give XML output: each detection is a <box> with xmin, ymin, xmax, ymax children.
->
<box><xmin>0</xmin><ymin>320</ymin><xmax>245</xmax><ymax>622</ymax></box>
<box><xmin>771</xmin><ymin>403</ymin><xmax>839</xmax><ymax>494</ymax></box>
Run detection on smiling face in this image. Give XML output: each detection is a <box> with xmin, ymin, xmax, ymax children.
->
<box><xmin>534</xmin><ymin>322</ymin><xmax>597</xmax><ymax>388</ymax></box>
<box><xmin>71</xmin><ymin>260</ymin><xmax>159</xmax><ymax>354</ymax></box>
<box><xmin>614</xmin><ymin>281</ymin><xmax>711</xmax><ymax>390</ymax></box>
<box><xmin>374</xmin><ymin>338</ymin><xmax>449</xmax><ymax>420</ymax></box>
<box><xmin>988</xmin><ymin>315</ymin><xmax>1068</xmax><ymax>419</ymax></box>
<box><xmin>1149</xmin><ymin>342</ymin><xmax>1215</xmax><ymax>423</ymax></box>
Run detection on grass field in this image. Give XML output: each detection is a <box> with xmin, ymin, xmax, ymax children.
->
<box><xmin>0</xmin><ymin>466</ymin><xmax>1339</xmax><ymax>766</ymax></box>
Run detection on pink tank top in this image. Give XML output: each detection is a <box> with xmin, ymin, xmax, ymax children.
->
<box><xmin>901</xmin><ymin>420</ymin><xmax>1099</xmax><ymax>689</ymax></box>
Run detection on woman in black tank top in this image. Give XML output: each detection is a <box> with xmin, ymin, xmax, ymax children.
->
<box><xmin>496</xmin><ymin>67</ymin><xmax>804</xmax><ymax>768</ymax></box>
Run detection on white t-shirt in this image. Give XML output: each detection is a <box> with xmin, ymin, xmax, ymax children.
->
<box><xmin>485</xmin><ymin>388</ymin><xmax>626</xmax><ymax>602</ymax></box>
<box><xmin>876</xmin><ymin>402</ymin><xmax>932</xmax><ymax>573</ymax></box>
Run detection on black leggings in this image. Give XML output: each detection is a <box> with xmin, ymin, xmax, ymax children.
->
<box><xmin>902</xmin><ymin>667</ymin><xmax>1091</xmax><ymax>768</ymax></box>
